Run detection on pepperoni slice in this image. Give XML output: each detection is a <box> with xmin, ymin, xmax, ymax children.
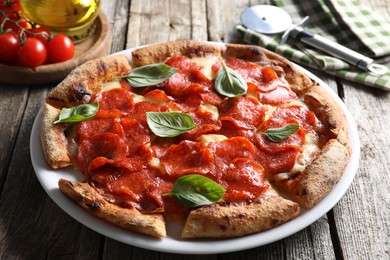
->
<box><xmin>160</xmin><ymin>140</ymin><xmax>214</xmax><ymax>178</ymax></box>
<box><xmin>225</xmin><ymin>59</ymin><xmax>278</xmax><ymax>92</ymax></box>
<box><xmin>90</xmin><ymin>166</ymin><xmax>161</xmax><ymax>212</ymax></box>
<box><xmin>256</xmin><ymin>148</ymin><xmax>299</xmax><ymax>175</ymax></box>
<box><xmin>150</xmin><ymin>137</ymin><xmax>176</xmax><ymax>158</ymax></box>
<box><xmin>77</xmin><ymin>133</ymin><xmax>128</xmax><ymax>173</ymax></box>
<box><xmin>94</xmin><ymin>88</ymin><xmax>134</xmax><ymax>118</ymax></box>
<box><xmin>272</xmin><ymin>106</ymin><xmax>317</xmax><ymax>131</ymax></box>
<box><xmin>169</xmin><ymin>95</ymin><xmax>202</xmax><ymax>112</ymax></box>
<box><xmin>129</xmin><ymin>101</ymin><xmax>169</xmax><ymax>126</ymax></box>
<box><xmin>112</xmin><ymin>156</ymin><xmax>148</xmax><ymax>173</ymax></box>
<box><xmin>261</xmin><ymin>67</ymin><xmax>279</xmax><ymax>83</ymax></box>
<box><xmin>76</xmin><ymin>118</ymin><xmax>124</xmax><ymax>142</ymax></box>
<box><xmin>219</xmin><ymin>96</ymin><xmax>266</xmax><ymax>129</ymax></box>
<box><xmin>256</xmin><ymin>118</ymin><xmax>305</xmax><ymax>153</ymax></box>
<box><xmin>144</xmin><ymin>89</ymin><xmax>173</xmax><ymax>104</ymax></box>
<box><xmin>165</xmin><ymin>56</ymin><xmax>202</xmax><ymax>71</ymax></box>
<box><xmin>221</xmin><ymin>158</ymin><xmax>266</xmax><ymax>202</ymax></box>
<box><xmin>214</xmin><ymin>120</ymin><xmax>255</xmax><ymax>142</ymax></box>
<box><xmin>120</xmin><ymin>117</ymin><xmax>150</xmax><ymax>155</ymax></box>
<box><xmin>258</xmin><ymin>86</ymin><xmax>298</xmax><ymax>105</ymax></box>
<box><xmin>180</xmin><ymin>109</ymin><xmax>222</xmax><ymax>140</ymax></box>
<box><xmin>163</xmin><ymin>56</ymin><xmax>212</xmax><ymax>97</ymax></box>
<box><xmin>208</xmin><ymin>137</ymin><xmax>255</xmax><ymax>173</ymax></box>
<box><xmin>225</xmin><ymin>58</ymin><xmax>262</xmax><ymax>83</ymax></box>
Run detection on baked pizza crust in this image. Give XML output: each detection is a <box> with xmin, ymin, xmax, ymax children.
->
<box><xmin>182</xmin><ymin>188</ymin><xmax>300</xmax><ymax>238</ymax></box>
<box><xmin>46</xmin><ymin>54</ymin><xmax>132</xmax><ymax>108</ymax></box>
<box><xmin>40</xmin><ymin>103</ymin><xmax>72</xmax><ymax>169</ymax></box>
<box><xmin>58</xmin><ymin>178</ymin><xmax>167</xmax><ymax>238</ymax></box>
<box><xmin>132</xmin><ymin>40</ymin><xmax>223</xmax><ymax>67</ymax></box>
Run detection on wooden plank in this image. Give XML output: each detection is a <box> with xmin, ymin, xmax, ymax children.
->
<box><xmin>0</xmin><ymin>87</ymin><xmax>28</xmax><ymax>195</ymax></box>
<box><xmin>207</xmin><ymin>0</ymin><xmax>252</xmax><ymax>43</ymax></box>
<box><xmin>332</xmin><ymin>1</ymin><xmax>390</xmax><ymax>259</ymax></box>
<box><xmin>333</xmin><ymin>83</ymin><xmax>390</xmax><ymax>259</ymax></box>
<box><xmin>126</xmin><ymin>0</ymin><xmax>208</xmax><ymax>48</ymax></box>
<box><xmin>101</xmin><ymin>0</ymin><xmax>130</xmax><ymax>53</ymax></box>
<box><xmin>0</xmin><ymin>87</ymin><xmax>102</xmax><ymax>259</ymax></box>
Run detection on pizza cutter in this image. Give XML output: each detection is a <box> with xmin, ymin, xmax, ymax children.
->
<box><xmin>240</xmin><ymin>5</ymin><xmax>389</xmax><ymax>76</ymax></box>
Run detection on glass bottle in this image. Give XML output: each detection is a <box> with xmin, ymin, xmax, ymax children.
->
<box><xmin>20</xmin><ymin>0</ymin><xmax>101</xmax><ymax>43</ymax></box>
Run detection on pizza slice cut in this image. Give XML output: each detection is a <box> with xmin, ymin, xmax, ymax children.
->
<box><xmin>59</xmin><ymin>178</ymin><xmax>167</xmax><ymax>237</ymax></box>
<box><xmin>181</xmin><ymin>187</ymin><xmax>299</xmax><ymax>239</ymax></box>
<box><xmin>269</xmin><ymin>85</ymin><xmax>351</xmax><ymax>209</ymax></box>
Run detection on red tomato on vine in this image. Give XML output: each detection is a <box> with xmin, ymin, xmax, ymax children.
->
<box><xmin>47</xmin><ymin>34</ymin><xmax>75</xmax><ymax>63</ymax></box>
<box><xmin>0</xmin><ymin>31</ymin><xmax>19</xmax><ymax>62</ymax></box>
<box><xmin>17</xmin><ymin>37</ymin><xmax>47</xmax><ymax>67</ymax></box>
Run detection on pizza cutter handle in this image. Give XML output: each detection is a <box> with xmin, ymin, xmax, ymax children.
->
<box><xmin>291</xmin><ymin>26</ymin><xmax>389</xmax><ymax>75</ymax></box>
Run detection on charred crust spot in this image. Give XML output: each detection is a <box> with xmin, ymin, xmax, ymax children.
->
<box><xmin>86</xmin><ymin>201</ymin><xmax>101</xmax><ymax>211</ymax></box>
<box><xmin>271</xmin><ymin>219</ymin><xmax>280</xmax><ymax>226</ymax></box>
<box><xmin>70</xmin><ymin>83</ymin><xmax>91</xmax><ymax>103</ymax></box>
<box><xmin>224</xmin><ymin>214</ymin><xmax>231</xmax><ymax>220</ymax></box>
<box><xmin>326</xmin><ymin>178</ymin><xmax>335</xmax><ymax>185</ymax></box>
<box><xmin>219</xmin><ymin>201</ymin><xmax>232</xmax><ymax>207</ymax></box>
<box><xmin>97</xmin><ymin>60</ymin><xmax>109</xmax><ymax>76</ymax></box>
<box><xmin>76</xmin><ymin>194</ymin><xmax>84</xmax><ymax>202</ymax></box>
<box><xmin>219</xmin><ymin>224</ymin><xmax>228</xmax><ymax>231</ymax></box>
<box><xmin>250</xmin><ymin>47</ymin><xmax>263</xmax><ymax>57</ymax></box>
<box><xmin>237</xmin><ymin>213</ymin><xmax>246</xmax><ymax>219</ymax></box>
<box><xmin>47</xmin><ymin>96</ymin><xmax>65</xmax><ymax>103</ymax></box>
<box><xmin>300</xmin><ymin>188</ymin><xmax>308</xmax><ymax>196</ymax></box>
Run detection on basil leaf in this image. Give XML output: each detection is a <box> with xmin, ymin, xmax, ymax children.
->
<box><xmin>146</xmin><ymin>112</ymin><xmax>197</xmax><ymax>137</ymax></box>
<box><xmin>214</xmin><ymin>61</ymin><xmax>247</xmax><ymax>97</ymax></box>
<box><xmin>54</xmin><ymin>102</ymin><xmax>98</xmax><ymax>124</ymax></box>
<box><xmin>125</xmin><ymin>63</ymin><xmax>178</xmax><ymax>87</ymax></box>
<box><xmin>262</xmin><ymin>124</ymin><xmax>300</xmax><ymax>142</ymax></box>
<box><xmin>164</xmin><ymin>174</ymin><xmax>226</xmax><ymax>208</ymax></box>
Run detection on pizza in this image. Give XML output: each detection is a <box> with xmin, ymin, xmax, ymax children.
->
<box><xmin>40</xmin><ymin>40</ymin><xmax>351</xmax><ymax>239</ymax></box>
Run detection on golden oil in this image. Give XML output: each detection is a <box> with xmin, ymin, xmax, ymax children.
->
<box><xmin>20</xmin><ymin>0</ymin><xmax>100</xmax><ymax>42</ymax></box>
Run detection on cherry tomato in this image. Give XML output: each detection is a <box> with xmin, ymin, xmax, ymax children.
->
<box><xmin>0</xmin><ymin>32</ymin><xmax>19</xmax><ymax>62</ymax></box>
<box><xmin>28</xmin><ymin>27</ymin><xmax>51</xmax><ymax>47</ymax></box>
<box><xmin>46</xmin><ymin>34</ymin><xmax>74</xmax><ymax>63</ymax></box>
<box><xmin>17</xmin><ymin>37</ymin><xmax>47</xmax><ymax>67</ymax></box>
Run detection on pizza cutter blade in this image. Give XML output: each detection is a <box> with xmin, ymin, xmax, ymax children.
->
<box><xmin>240</xmin><ymin>5</ymin><xmax>389</xmax><ymax>76</ymax></box>
<box><xmin>240</xmin><ymin>5</ymin><xmax>292</xmax><ymax>34</ymax></box>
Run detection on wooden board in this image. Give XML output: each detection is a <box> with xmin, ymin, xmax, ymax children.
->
<box><xmin>0</xmin><ymin>11</ymin><xmax>112</xmax><ymax>85</ymax></box>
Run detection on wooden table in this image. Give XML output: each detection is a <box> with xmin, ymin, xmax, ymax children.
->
<box><xmin>0</xmin><ymin>0</ymin><xmax>389</xmax><ymax>259</ymax></box>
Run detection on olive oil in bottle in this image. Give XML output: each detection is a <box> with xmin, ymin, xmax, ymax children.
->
<box><xmin>20</xmin><ymin>0</ymin><xmax>100</xmax><ymax>42</ymax></box>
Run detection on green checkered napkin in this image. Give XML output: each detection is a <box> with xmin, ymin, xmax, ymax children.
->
<box><xmin>237</xmin><ymin>0</ymin><xmax>390</xmax><ymax>91</ymax></box>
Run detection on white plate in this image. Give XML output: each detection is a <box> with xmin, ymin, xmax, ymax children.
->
<box><xmin>30</xmin><ymin>45</ymin><xmax>360</xmax><ymax>254</ymax></box>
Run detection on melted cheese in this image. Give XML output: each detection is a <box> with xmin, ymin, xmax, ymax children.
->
<box><xmin>197</xmin><ymin>134</ymin><xmax>227</xmax><ymax>145</ymax></box>
<box><xmin>149</xmin><ymin>157</ymin><xmax>166</xmax><ymax>173</ymax></box>
<box><xmin>130</xmin><ymin>92</ymin><xmax>145</xmax><ymax>103</ymax></box>
<box><xmin>292</xmin><ymin>131</ymin><xmax>320</xmax><ymax>172</ymax></box>
<box><xmin>263</xmin><ymin>105</ymin><xmax>277</xmax><ymax>121</ymax></box>
<box><xmin>274</xmin><ymin>130</ymin><xmax>320</xmax><ymax>181</ymax></box>
<box><xmin>190</xmin><ymin>56</ymin><xmax>220</xmax><ymax>80</ymax></box>
<box><xmin>199</xmin><ymin>103</ymin><xmax>219</xmax><ymax>118</ymax></box>
<box><xmin>101</xmin><ymin>80</ymin><xmax>122</xmax><ymax>92</ymax></box>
